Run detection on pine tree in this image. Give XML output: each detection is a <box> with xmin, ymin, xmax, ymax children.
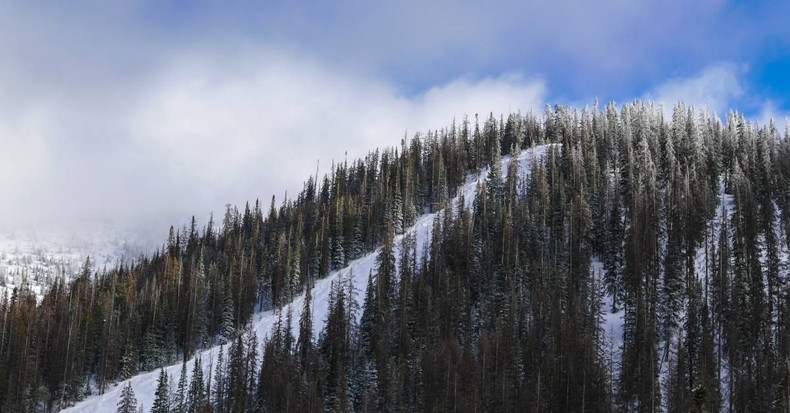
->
<box><xmin>322</xmin><ymin>280</ymin><xmax>350</xmax><ymax>411</ymax></box>
<box><xmin>393</xmin><ymin>174</ymin><xmax>404</xmax><ymax>234</ymax></box>
<box><xmin>117</xmin><ymin>382</ymin><xmax>138</xmax><ymax>413</ymax></box>
<box><xmin>372</xmin><ymin>214</ymin><xmax>396</xmax><ymax>410</ymax></box>
<box><xmin>297</xmin><ymin>277</ymin><xmax>314</xmax><ymax>372</ymax></box>
<box><xmin>486</xmin><ymin>124</ymin><xmax>504</xmax><ymax>208</ymax></box>
<box><xmin>174</xmin><ymin>360</ymin><xmax>188</xmax><ymax>413</ymax></box>
<box><xmin>359</xmin><ymin>271</ymin><xmax>377</xmax><ymax>358</ymax></box>
<box><xmin>331</xmin><ymin>199</ymin><xmax>346</xmax><ymax>270</ymax></box>
<box><xmin>226</xmin><ymin>334</ymin><xmax>247</xmax><ymax>413</ymax></box>
<box><xmin>195</xmin><ymin>248</ymin><xmax>210</xmax><ymax>349</ymax></box>
<box><xmin>661</xmin><ymin>167</ymin><xmax>685</xmax><ymax>338</ymax></box>
<box><xmin>151</xmin><ymin>368</ymin><xmax>170</xmax><ymax>413</ymax></box>
<box><xmin>350</xmin><ymin>207</ymin><xmax>365</xmax><ymax>260</ymax></box>
<box><xmin>220</xmin><ymin>286</ymin><xmax>235</xmax><ymax>345</ymax></box>
<box><xmin>243</xmin><ymin>329</ymin><xmax>259</xmax><ymax>413</ymax></box>
<box><xmin>603</xmin><ymin>184</ymin><xmax>625</xmax><ymax>311</ymax></box>
<box><xmin>360</xmin><ymin>360</ymin><xmax>380</xmax><ymax>412</ymax></box>
<box><xmin>142</xmin><ymin>329</ymin><xmax>161</xmax><ymax>371</ymax></box>
<box><xmin>212</xmin><ymin>346</ymin><xmax>226</xmax><ymax>413</ymax></box>
<box><xmin>289</xmin><ymin>235</ymin><xmax>302</xmax><ymax>299</ymax></box>
<box><xmin>188</xmin><ymin>357</ymin><xmax>207</xmax><ymax>413</ymax></box>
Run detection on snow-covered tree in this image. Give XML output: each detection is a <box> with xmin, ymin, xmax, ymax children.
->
<box><xmin>117</xmin><ymin>382</ymin><xmax>138</xmax><ymax>413</ymax></box>
<box><xmin>220</xmin><ymin>288</ymin><xmax>235</xmax><ymax>345</ymax></box>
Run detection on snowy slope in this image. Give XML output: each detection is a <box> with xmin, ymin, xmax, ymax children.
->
<box><xmin>61</xmin><ymin>144</ymin><xmax>556</xmax><ymax>413</ymax></box>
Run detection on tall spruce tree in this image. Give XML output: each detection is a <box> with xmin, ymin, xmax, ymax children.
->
<box><xmin>174</xmin><ymin>360</ymin><xmax>188</xmax><ymax>413</ymax></box>
<box><xmin>188</xmin><ymin>357</ymin><xmax>207</xmax><ymax>413</ymax></box>
<box><xmin>151</xmin><ymin>368</ymin><xmax>170</xmax><ymax>413</ymax></box>
<box><xmin>117</xmin><ymin>382</ymin><xmax>138</xmax><ymax>413</ymax></box>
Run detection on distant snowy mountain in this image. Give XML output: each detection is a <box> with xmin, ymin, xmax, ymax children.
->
<box><xmin>0</xmin><ymin>226</ymin><xmax>155</xmax><ymax>301</ymax></box>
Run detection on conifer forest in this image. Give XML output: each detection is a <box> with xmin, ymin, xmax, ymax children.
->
<box><xmin>3</xmin><ymin>102</ymin><xmax>790</xmax><ymax>412</ymax></box>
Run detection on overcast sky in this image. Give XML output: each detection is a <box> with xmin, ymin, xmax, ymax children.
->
<box><xmin>1</xmin><ymin>0</ymin><xmax>788</xmax><ymax>235</ymax></box>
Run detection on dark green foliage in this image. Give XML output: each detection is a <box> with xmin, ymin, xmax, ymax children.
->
<box><xmin>151</xmin><ymin>368</ymin><xmax>170</xmax><ymax>413</ymax></box>
<box><xmin>117</xmin><ymin>382</ymin><xmax>138</xmax><ymax>413</ymax></box>
<box><xmin>174</xmin><ymin>360</ymin><xmax>188</xmax><ymax>413</ymax></box>
<box><xmin>188</xmin><ymin>357</ymin><xmax>209</xmax><ymax>413</ymax></box>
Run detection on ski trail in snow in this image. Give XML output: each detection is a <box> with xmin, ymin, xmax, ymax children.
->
<box><xmin>62</xmin><ymin>144</ymin><xmax>555</xmax><ymax>413</ymax></box>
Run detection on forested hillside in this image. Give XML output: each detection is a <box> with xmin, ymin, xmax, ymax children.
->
<box><xmin>2</xmin><ymin>102</ymin><xmax>790</xmax><ymax>412</ymax></box>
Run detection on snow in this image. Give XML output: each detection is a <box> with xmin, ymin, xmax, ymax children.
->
<box><xmin>0</xmin><ymin>226</ymin><xmax>153</xmax><ymax>302</ymax></box>
<box><xmin>61</xmin><ymin>144</ymin><xmax>556</xmax><ymax>413</ymax></box>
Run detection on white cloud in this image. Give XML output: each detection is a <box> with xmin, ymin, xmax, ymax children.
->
<box><xmin>756</xmin><ymin>100</ymin><xmax>790</xmax><ymax>126</ymax></box>
<box><xmin>129</xmin><ymin>50</ymin><xmax>544</xmax><ymax>220</ymax></box>
<box><xmin>0</xmin><ymin>108</ymin><xmax>54</xmax><ymax>215</ymax></box>
<box><xmin>643</xmin><ymin>62</ymin><xmax>744</xmax><ymax>116</ymax></box>
<box><xmin>0</xmin><ymin>47</ymin><xmax>545</xmax><ymax>232</ymax></box>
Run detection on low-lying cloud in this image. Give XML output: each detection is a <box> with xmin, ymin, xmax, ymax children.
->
<box><xmin>1</xmin><ymin>48</ymin><xmax>545</xmax><ymax>233</ymax></box>
<box><xmin>642</xmin><ymin>62</ymin><xmax>744</xmax><ymax>117</ymax></box>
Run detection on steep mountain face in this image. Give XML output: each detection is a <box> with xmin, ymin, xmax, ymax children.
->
<box><xmin>2</xmin><ymin>103</ymin><xmax>790</xmax><ymax>413</ymax></box>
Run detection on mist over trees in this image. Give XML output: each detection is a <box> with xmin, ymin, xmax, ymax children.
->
<box><xmin>1</xmin><ymin>102</ymin><xmax>790</xmax><ymax>412</ymax></box>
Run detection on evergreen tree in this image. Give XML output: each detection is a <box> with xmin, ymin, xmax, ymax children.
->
<box><xmin>212</xmin><ymin>346</ymin><xmax>226</xmax><ymax>413</ymax></box>
<box><xmin>142</xmin><ymin>329</ymin><xmax>162</xmax><ymax>371</ymax></box>
<box><xmin>119</xmin><ymin>341</ymin><xmax>139</xmax><ymax>381</ymax></box>
<box><xmin>603</xmin><ymin>185</ymin><xmax>625</xmax><ymax>311</ymax></box>
<box><xmin>226</xmin><ymin>334</ymin><xmax>247</xmax><ymax>413</ymax></box>
<box><xmin>393</xmin><ymin>174</ymin><xmax>404</xmax><ymax>234</ymax></box>
<box><xmin>359</xmin><ymin>271</ymin><xmax>377</xmax><ymax>357</ymax></box>
<box><xmin>331</xmin><ymin>199</ymin><xmax>346</xmax><ymax>270</ymax></box>
<box><xmin>220</xmin><ymin>286</ymin><xmax>235</xmax><ymax>345</ymax></box>
<box><xmin>117</xmin><ymin>382</ymin><xmax>138</xmax><ymax>413</ymax></box>
<box><xmin>297</xmin><ymin>276</ymin><xmax>314</xmax><ymax>372</ymax></box>
<box><xmin>289</xmin><ymin>235</ymin><xmax>302</xmax><ymax>299</ymax></box>
<box><xmin>151</xmin><ymin>368</ymin><xmax>170</xmax><ymax>413</ymax></box>
<box><xmin>174</xmin><ymin>360</ymin><xmax>188</xmax><ymax>413</ymax></box>
<box><xmin>188</xmin><ymin>357</ymin><xmax>207</xmax><ymax>413</ymax></box>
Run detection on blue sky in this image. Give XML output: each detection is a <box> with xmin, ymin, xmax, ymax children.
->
<box><xmin>0</xmin><ymin>0</ymin><xmax>788</xmax><ymax>231</ymax></box>
<box><xmin>129</xmin><ymin>0</ymin><xmax>790</xmax><ymax>111</ymax></box>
